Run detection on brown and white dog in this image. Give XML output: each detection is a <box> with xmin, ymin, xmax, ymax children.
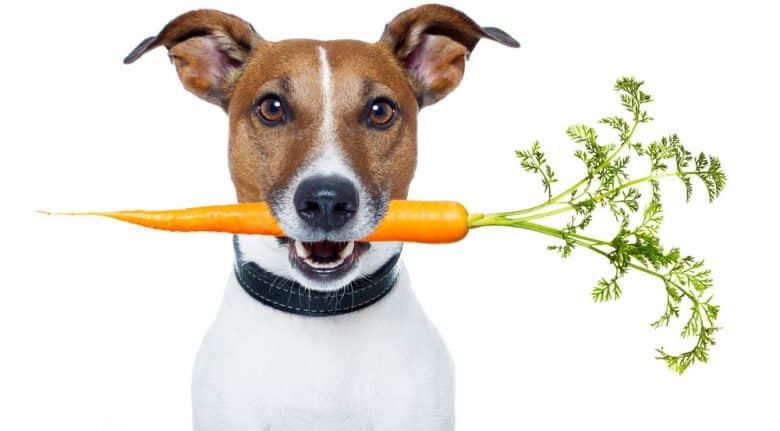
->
<box><xmin>125</xmin><ymin>4</ymin><xmax>517</xmax><ymax>430</ymax></box>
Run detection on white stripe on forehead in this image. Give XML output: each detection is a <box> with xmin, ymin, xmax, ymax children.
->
<box><xmin>311</xmin><ymin>46</ymin><xmax>352</xmax><ymax>177</ymax></box>
<box><xmin>318</xmin><ymin>46</ymin><xmax>335</xmax><ymax>147</ymax></box>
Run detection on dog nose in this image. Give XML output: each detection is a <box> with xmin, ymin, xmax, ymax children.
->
<box><xmin>294</xmin><ymin>175</ymin><xmax>359</xmax><ymax>230</ymax></box>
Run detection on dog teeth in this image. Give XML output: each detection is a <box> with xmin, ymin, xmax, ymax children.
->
<box><xmin>339</xmin><ymin>241</ymin><xmax>355</xmax><ymax>259</ymax></box>
<box><xmin>307</xmin><ymin>258</ymin><xmax>343</xmax><ymax>269</ymax></box>
<box><xmin>293</xmin><ymin>240</ymin><xmax>355</xmax><ymax>269</ymax></box>
<box><xmin>294</xmin><ymin>240</ymin><xmax>311</xmax><ymax>258</ymax></box>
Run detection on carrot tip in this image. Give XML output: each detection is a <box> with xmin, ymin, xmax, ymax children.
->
<box><xmin>38</xmin><ymin>210</ymin><xmax>98</xmax><ymax>217</ymax></box>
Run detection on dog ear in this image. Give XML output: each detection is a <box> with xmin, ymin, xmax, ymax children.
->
<box><xmin>380</xmin><ymin>4</ymin><xmax>519</xmax><ymax>107</ymax></box>
<box><xmin>124</xmin><ymin>9</ymin><xmax>260</xmax><ymax>110</ymax></box>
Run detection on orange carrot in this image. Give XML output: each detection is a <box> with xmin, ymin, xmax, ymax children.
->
<box><xmin>39</xmin><ymin>200</ymin><xmax>470</xmax><ymax>244</ymax></box>
<box><xmin>366</xmin><ymin>200</ymin><xmax>468</xmax><ymax>243</ymax></box>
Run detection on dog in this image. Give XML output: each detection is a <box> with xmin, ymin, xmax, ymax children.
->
<box><xmin>124</xmin><ymin>4</ymin><xmax>518</xmax><ymax>430</ymax></box>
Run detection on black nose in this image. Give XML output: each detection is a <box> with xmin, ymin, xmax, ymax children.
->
<box><xmin>294</xmin><ymin>175</ymin><xmax>359</xmax><ymax>231</ymax></box>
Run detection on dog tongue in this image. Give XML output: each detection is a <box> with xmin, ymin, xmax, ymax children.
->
<box><xmin>309</xmin><ymin>241</ymin><xmax>344</xmax><ymax>259</ymax></box>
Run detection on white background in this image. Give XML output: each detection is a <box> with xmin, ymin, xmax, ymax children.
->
<box><xmin>2</xmin><ymin>1</ymin><xmax>778</xmax><ymax>429</ymax></box>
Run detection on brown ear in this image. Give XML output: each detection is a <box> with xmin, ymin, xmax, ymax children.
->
<box><xmin>124</xmin><ymin>9</ymin><xmax>260</xmax><ymax>109</ymax></box>
<box><xmin>380</xmin><ymin>4</ymin><xmax>519</xmax><ymax>107</ymax></box>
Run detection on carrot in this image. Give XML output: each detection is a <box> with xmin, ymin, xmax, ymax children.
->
<box><xmin>365</xmin><ymin>200</ymin><xmax>469</xmax><ymax>243</ymax></box>
<box><xmin>39</xmin><ymin>200</ymin><xmax>471</xmax><ymax>244</ymax></box>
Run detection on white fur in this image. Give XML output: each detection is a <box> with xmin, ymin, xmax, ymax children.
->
<box><xmin>318</xmin><ymin>46</ymin><xmax>336</xmax><ymax>151</ymax></box>
<box><xmin>192</xmin><ymin>265</ymin><xmax>455</xmax><ymax>430</ymax></box>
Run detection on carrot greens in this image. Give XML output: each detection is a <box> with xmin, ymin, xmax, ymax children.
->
<box><xmin>468</xmin><ymin>77</ymin><xmax>726</xmax><ymax>374</ymax></box>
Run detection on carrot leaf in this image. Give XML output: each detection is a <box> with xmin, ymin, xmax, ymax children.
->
<box><xmin>470</xmin><ymin>77</ymin><xmax>726</xmax><ymax>374</ymax></box>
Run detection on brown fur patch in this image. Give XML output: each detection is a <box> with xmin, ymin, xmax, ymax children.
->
<box><xmin>380</xmin><ymin>4</ymin><xmax>519</xmax><ymax>107</ymax></box>
<box><xmin>125</xmin><ymin>9</ymin><xmax>259</xmax><ymax>109</ymax></box>
<box><xmin>227</xmin><ymin>39</ymin><xmax>418</xmax><ymax>203</ymax></box>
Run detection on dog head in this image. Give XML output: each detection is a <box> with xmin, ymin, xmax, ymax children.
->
<box><xmin>125</xmin><ymin>4</ymin><xmax>518</xmax><ymax>291</ymax></box>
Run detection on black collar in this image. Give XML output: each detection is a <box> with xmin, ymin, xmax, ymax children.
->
<box><xmin>233</xmin><ymin>236</ymin><xmax>401</xmax><ymax>316</ymax></box>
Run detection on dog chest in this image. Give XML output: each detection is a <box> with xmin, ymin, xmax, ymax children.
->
<box><xmin>191</xmin><ymin>268</ymin><xmax>454</xmax><ymax>430</ymax></box>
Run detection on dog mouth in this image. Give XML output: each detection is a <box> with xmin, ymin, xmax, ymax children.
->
<box><xmin>285</xmin><ymin>238</ymin><xmax>370</xmax><ymax>281</ymax></box>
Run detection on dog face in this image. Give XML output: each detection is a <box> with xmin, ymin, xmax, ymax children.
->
<box><xmin>228</xmin><ymin>40</ymin><xmax>418</xmax><ymax>239</ymax></box>
<box><xmin>125</xmin><ymin>5</ymin><xmax>518</xmax><ymax>291</ymax></box>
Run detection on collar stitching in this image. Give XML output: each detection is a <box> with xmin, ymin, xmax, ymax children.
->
<box><xmin>239</xmin><ymin>259</ymin><xmax>396</xmax><ymax>298</ymax></box>
<box><xmin>234</xmin><ymin>266</ymin><xmax>398</xmax><ymax>314</ymax></box>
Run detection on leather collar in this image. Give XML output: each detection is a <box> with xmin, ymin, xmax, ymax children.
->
<box><xmin>233</xmin><ymin>236</ymin><xmax>401</xmax><ymax>316</ymax></box>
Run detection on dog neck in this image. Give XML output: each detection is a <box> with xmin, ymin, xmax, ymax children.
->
<box><xmin>232</xmin><ymin>236</ymin><xmax>401</xmax><ymax>316</ymax></box>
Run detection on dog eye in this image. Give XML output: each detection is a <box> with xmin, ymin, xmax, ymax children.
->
<box><xmin>365</xmin><ymin>98</ymin><xmax>397</xmax><ymax>129</ymax></box>
<box><xmin>255</xmin><ymin>94</ymin><xmax>287</xmax><ymax>126</ymax></box>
